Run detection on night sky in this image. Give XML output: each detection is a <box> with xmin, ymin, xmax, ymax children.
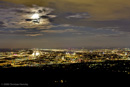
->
<box><xmin>0</xmin><ymin>0</ymin><xmax>130</xmax><ymax>48</ymax></box>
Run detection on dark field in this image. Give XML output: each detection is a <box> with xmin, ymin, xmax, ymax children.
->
<box><xmin>0</xmin><ymin>60</ymin><xmax>130</xmax><ymax>87</ymax></box>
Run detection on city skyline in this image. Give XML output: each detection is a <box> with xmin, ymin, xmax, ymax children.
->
<box><xmin>0</xmin><ymin>0</ymin><xmax>130</xmax><ymax>48</ymax></box>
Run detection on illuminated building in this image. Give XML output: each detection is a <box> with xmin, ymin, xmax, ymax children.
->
<box><xmin>32</xmin><ymin>49</ymin><xmax>42</xmax><ymax>58</ymax></box>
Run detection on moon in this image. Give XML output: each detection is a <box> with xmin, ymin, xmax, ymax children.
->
<box><xmin>31</xmin><ymin>13</ymin><xmax>40</xmax><ymax>19</ymax></box>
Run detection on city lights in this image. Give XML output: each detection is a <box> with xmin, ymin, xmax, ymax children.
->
<box><xmin>0</xmin><ymin>48</ymin><xmax>130</xmax><ymax>68</ymax></box>
<box><xmin>32</xmin><ymin>52</ymin><xmax>40</xmax><ymax>57</ymax></box>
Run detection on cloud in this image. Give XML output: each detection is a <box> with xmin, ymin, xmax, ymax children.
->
<box><xmin>97</xmin><ymin>26</ymin><xmax>122</xmax><ymax>33</ymax></box>
<box><xmin>0</xmin><ymin>2</ymin><xmax>56</xmax><ymax>29</ymax></box>
<box><xmin>97</xmin><ymin>27</ymin><xmax>119</xmax><ymax>30</ymax></box>
<box><xmin>0</xmin><ymin>21</ymin><xmax>5</xmax><ymax>27</ymax></box>
<box><xmin>55</xmin><ymin>24</ymin><xmax>71</xmax><ymax>27</ymax></box>
<box><xmin>42</xmin><ymin>29</ymin><xmax>78</xmax><ymax>33</ymax></box>
<box><xmin>66</xmin><ymin>12</ymin><xmax>91</xmax><ymax>19</ymax></box>
<box><xmin>95</xmin><ymin>20</ymin><xmax>130</xmax><ymax>33</ymax></box>
<box><xmin>72</xmin><ymin>33</ymin><xmax>82</xmax><ymax>35</ymax></box>
<box><xmin>0</xmin><ymin>27</ymin><xmax>43</xmax><ymax>36</ymax></box>
<box><xmin>0</xmin><ymin>21</ymin><xmax>4</xmax><ymax>24</ymax></box>
<box><xmin>0</xmin><ymin>1</ymin><xmax>58</xmax><ymax>36</ymax></box>
<box><xmin>95</xmin><ymin>32</ymin><xmax>129</xmax><ymax>37</ymax></box>
<box><xmin>25</xmin><ymin>34</ymin><xmax>43</xmax><ymax>36</ymax></box>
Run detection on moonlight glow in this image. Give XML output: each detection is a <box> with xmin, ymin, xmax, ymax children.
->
<box><xmin>31</xmin><ymin>13</ymin><xmax>40</xmax><ymax>19</ymax></box>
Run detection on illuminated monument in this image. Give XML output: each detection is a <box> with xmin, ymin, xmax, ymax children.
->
<box><xmin>32</xmin><ymin>49</ymin><xmax>42</xmax><ymax>58</ymax></box>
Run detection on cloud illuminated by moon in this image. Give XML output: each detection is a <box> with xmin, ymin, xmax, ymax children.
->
<box><xmin>31</xmin><ymin>13</ymin><xmax>40</xmax><ymax>19</ymax></box>
<box><xmin>0</xmin><ymin>4</ymin><xmax>56</xmax><ymax>29</ymax></box>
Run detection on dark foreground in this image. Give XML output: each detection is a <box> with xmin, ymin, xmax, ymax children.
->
<box><xmin>0</xmin><ymin>60</ymin><xmax>130</xmax><ymax>87</ymax></box>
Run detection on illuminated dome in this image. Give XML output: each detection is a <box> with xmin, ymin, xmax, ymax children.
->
<box><xmin>32</xmin><ymin>51</ymin><xmax>40</xmax><ymax>56</ymax></box>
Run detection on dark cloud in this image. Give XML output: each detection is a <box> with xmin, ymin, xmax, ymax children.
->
<box><xmin>95</xmin><ymin>33</ymin><xmax>128</xmax><ymax>37</ymax></box>
<box><xmin>94</xmin><ymin>20</ymin><xmax>130</xmax><ymax>33</ymax></box>
<box><xmin>0</xmin><ymin>21</ymin><xmax>5</xmax><ymax>27</ymax></box>
<box><xmin>0</xmin><ymin>1</ymin><xmax>58</xmax><ymax>37</ymax></box>
<box><xmin>41</xmin><ymin>29</ymin><xmax>78</xmax><ymax>34</ymax></box>
<box><xmin>53</xmin><ymin>17</ymin><xmax>130</xmax><ymax>34</ymax></box>
<box><xmin>0</xmin><ymin>21</ymin><xmax>4</xmax><ymax>24</ymax></box>
<box><xmin>66</xmin><ymin>12</ymin><xmax>91</xmax><ymax>19</ymax></box>
<box><xmin>0</xmin><ymin>0</ymin><xmax>130</xmax><ymax>48</ymax></box>
<box><xmin>0</xmin><ymin>1</ymin><xmax>56</xmax><ymax>30</ymax></box>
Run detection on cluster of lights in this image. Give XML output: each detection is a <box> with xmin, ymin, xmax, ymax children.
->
<box><xmin>32</xmin><ymin>51</ymin><xmax>40</xmax><ymax>56</ymax></box>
